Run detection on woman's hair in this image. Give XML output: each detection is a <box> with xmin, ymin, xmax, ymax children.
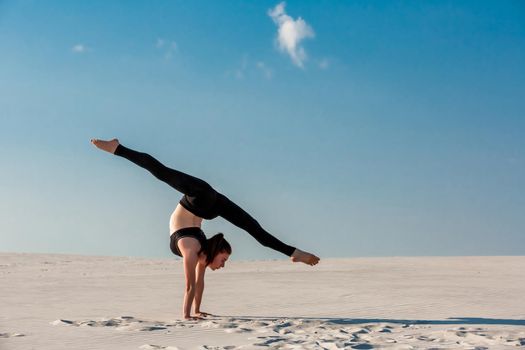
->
<box><xmin>199</xmin><ymin>233</ymin><xmax>232</xmax><ymax>266</ymax></box>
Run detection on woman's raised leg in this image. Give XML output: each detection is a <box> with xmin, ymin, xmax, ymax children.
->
<box><xmin>91</xmin><ymin>138</ymin><xmax>214</xmax><ymax>198</ymax></box>
<box><xmin>216</xmin><ymin>194</ymin><xmax>320</xmax><ymax>265</ymax></box>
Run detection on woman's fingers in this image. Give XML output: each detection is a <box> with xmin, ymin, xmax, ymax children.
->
<box><xmin>196</xmin><ymin>311</ymin><xmax>212</xmax><ymax>317</ymax></box>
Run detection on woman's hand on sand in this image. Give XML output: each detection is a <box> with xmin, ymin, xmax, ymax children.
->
<box><xmin>195</xmin><ymin>311</ymin><xmax>213</xmax><ymax>317</ymax></box>
<box><xmin>184</xmin><ymin>315</ymin><xmax>205</xmax><ymax>321</ymax></box>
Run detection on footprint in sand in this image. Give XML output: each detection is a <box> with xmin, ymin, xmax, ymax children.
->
<box><xmin>316</xmin><ymin>340</ymin><xmax>346</xmax><ymax>350</ymax></box>
<box><xmin>0</xmin><ymin>333</ymin><xmax>25</xmax><ymax>338</ymax></box>
<box><xmin>139</xmin><ymin>326</ymin><xmax>168</xmax><ymax>331</ymax></box>
<box><xmin>224</xmin><ymin>327</ymin><xmax>254</xmax><ymax>334</ymax></box>
<box><xmin>254</xmin><ymin>335</ymin><xmax>287</xmax><ymax>346</ymax></box>
<box><xmin>219</xmin><ymin>322</ymin><xmax>239</xmax><ymax>329</ymax></box>
<box><xmin>139</xmin><ymin>345</ymin><xmax>180</xmax><ymax>350</ymax></box>
<box><xmin>51</xmin><ymin>316</ymin><xmax>173</xmax><ymax>332</ymax></box>
<box><xmin>350</xmin><ymin>344</ymin><xmax>374</xmax><ymax>349</ymax></box>
<box><xmin>351</xmin><ymin>328</ymin><xmax>370</xmax><ymax>335</ymax></box>
<box><xmin>272</xmin><ymin>321</ymin><xmax>294</xmax><ymax>334</ymax></box>
<box><xmin>364</xmin><ymin>324</ymin><xmax>393</xmax><ymax>333</ymax></box>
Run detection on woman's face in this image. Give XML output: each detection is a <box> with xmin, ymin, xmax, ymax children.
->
<box><xmin>210</xmin><ymin>251</ymin><xmax>230</xmax><ymax>271</ymax></box>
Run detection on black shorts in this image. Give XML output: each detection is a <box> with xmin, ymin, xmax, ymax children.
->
<box><xmin>170</xmin><ymin>227</ymin><xmax>207</xmax><ymax>257</ymax></box>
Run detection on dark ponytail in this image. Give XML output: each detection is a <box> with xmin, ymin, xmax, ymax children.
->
<box><xmin>199</xmin><ymin>233</ymin><xmax>232</xmax><ymax>266</ymax></box>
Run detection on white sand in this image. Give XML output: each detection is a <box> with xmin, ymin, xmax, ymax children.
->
<box><xmin>1</xmin><ymin>253</ymin><xmax>524</xmax><ymax>349</ymax></box>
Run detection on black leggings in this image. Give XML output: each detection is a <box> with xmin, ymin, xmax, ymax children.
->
<box><xmin>114</xmin><ymin>144</ymin><xmax>296</xmax><ymax>257</ymax></box>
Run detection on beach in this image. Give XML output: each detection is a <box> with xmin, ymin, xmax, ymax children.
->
<box><xmin>1</xmin><ymin>253</ymin><xmax>524</xmax><ymax>349</ymax></box>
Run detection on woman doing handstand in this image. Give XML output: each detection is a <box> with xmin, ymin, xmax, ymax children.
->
<box><xmin>91</xmin><ymin>138</ymin><xmax>320</xmax><ymax>320</ymax></box>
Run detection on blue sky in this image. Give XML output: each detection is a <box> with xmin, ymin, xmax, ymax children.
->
<box><xmin>1</xmin><ymin>1</ymin><xmax>524</xmax><ymax>260</ymax></box>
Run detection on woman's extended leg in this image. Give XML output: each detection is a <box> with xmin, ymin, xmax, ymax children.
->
<box><xmin>216</xmin><ymin>193</ymin><xmax>296</xmax><ymax>256</ymax></box>
<box><xmin>216</xmin><ymin>194</ymin><xmax>320</xmax><ymax>265</ymax></box>
<box><xmin>91</xmin><ymin>138</ymin><xmax>215</xmax><ymax>199</ymax></box>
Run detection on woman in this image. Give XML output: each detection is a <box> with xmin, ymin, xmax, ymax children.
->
<box><xmin>91</xmin><ymin>138</ymin><xmax>320</xmax><ymax>320</ymax></box>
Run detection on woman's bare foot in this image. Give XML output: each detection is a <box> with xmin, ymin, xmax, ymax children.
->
<box><xmin>291</xmin><ymin>248</ymin><xmax>320</xmax><ymax>266</ymax></box>
<box><xmin>91</xmin><ymin>138</ymin><xmax>120</xmax><ymax>154</ymax></box>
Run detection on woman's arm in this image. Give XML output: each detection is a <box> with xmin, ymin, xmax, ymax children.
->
<box><xmin>193</xmin><ymin>261</ymin><xmax>206</xmax><ymax>314</ymax></box>
<box><xmin>182</xmin><ymin>253</ymin><xmax>198</xmax><ymax>319</ymax></box>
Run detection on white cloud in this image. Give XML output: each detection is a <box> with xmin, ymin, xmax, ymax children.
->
<box><xmin>71</xmin><ymin>44</ymin><xmax>88</xmax><ymax>53</ymax></box>
<box><xmin>268</xmin><ymin>2</ymin><xmax>314</xmax><ymax>68</ymax></box>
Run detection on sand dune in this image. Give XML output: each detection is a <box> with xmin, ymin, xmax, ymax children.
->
<box><xmin>1</xmin><ymin>253</ymin><xmax>524</xmax><ymax>349</ymax></box>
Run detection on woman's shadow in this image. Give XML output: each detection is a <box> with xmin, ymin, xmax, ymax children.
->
<box><xmin>214</xmin><ymin>316</ymin><xmax>525</xmax><ymax>327</ymax></box>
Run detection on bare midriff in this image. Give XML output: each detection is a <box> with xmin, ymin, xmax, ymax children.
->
<box><xmin>169</xmin><ymin>203</ymin><xmax>203</xmax><ymax>234</ymax></box>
